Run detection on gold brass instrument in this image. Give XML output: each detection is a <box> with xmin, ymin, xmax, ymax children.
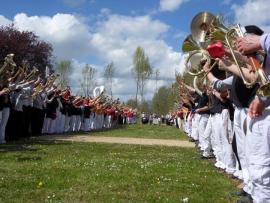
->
<box><xmin>191</xmin><ymin>12</ymin><xmax>215</xmax><ymax>47</ymax></box>
<box><xmin>0</xmin><ymin>53</ymin><xmax>17</xmax><ymax>76</ymax></box>
<box><xmin>32</xmin><ymin>83</ymin><xmax>45</xmax><ymax>99</ymax></box>
<box><xmin>189</xmin><ymin>12</ymin><xmax>270</xmax><ymax>95</ymax></box>
<box><xmin>182</xmin><ymin>34</ymin><xmax>200</xmax><ymax>53</ymax></box>
<box><xmin>25</xmin><ymin>66</ymin><xmax>39</xmax><ymax>81</ymax></box>
<box><xmin>45</xmin><ymin>73</ymin><xmax>59</xmax><ymax>88</ymax></box>
<box><xmin>175</xmin><ymin>73</ymin><xmax>193</xmax><ymax>99</ymax></box>
<box><xmin>193</xmin><ymin>75</ymin><xmax>207</xmax><ymax>95</ymax></box>
<box><xmin>184</xmin><ymin>49</ymin><xmax>211</xmax><ymax>76</ymax></box>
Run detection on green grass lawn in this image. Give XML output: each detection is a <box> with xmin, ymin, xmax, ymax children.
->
<box><xmin>88</xmin><ymin>123</ymin><xmax>187</xmax><ymax>140</ymax></box>
<box><xmin>0</xmin><ymin>139</ymin><xmax>238</xmax><ymax>203</ymax></box>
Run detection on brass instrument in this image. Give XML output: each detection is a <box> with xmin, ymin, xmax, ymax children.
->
<box><xmin>189</xmin><ymin>12</ymin><xmax>270</xmax><ymax>95</ymax></box>
<box><xmin>182</xmin><ymin>34</ymin><xmax>200</xmax><ymax>53</ymax></box>
<box><xmin>184</xmin><ymin>49</ymin><xmax>211</xmax><ymax>76</ymax></box>
<box><xmin>45</xmin><ymin>73</ymin><xmax>59</xmax><ymax>88</ymax></box>
<box><xmin>32</xmin><ymin>83</ymin><xmax>45</xmax><ymax>99</ymax></box>
<box><xmin>25</xmin><ymin>66</ymin><xmax>39</xmax><ymax>81</ymax></box>
<box><xmin>0</xmin><ymin>54</ymin><xmax>17</xmax><ymax>76</ymax></box>
<box><xmin>191</xmin><ymin>12</ymin><xmax>215</xmax><ymax>47</ymax></box>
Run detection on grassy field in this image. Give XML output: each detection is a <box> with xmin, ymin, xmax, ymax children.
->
<box><xmin>88</xmin><ymin>123</ymin><xmax>187</xmax><ymax>140</ymax></box>
<box><xmin>0</xmin><ymin>125</ymin><xmax>239</xmax><ymax>203</ymax></box>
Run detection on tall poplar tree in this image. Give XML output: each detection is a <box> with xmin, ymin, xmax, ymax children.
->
<box><xmin>56</xmin><ymin>60</ymin><xmax>73</xmax><ymax>89</ymax></box>
<box><xmin>132</xmin><ymin>47</ymin><xmax>152</xmax><ymax>105</ymax></box>
<box><xmin>80</xmin><ymin>64</ymin><xmax>96</xmax><ymax>96</ymax></box>
<box><xmin>104</xmin><ymin>62</ymin><xmax>115</xmax><ymax>97</ymax></box>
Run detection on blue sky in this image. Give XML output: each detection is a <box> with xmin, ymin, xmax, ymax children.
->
<box><xmin>0</xmin><ymin>0</ymin><xmax>244</xmax><ymax>50</ymax></box>
<box><xmin>0</xmin><ymin>0</ymin><xmax>268</xmax><ymax>100</ymax></box>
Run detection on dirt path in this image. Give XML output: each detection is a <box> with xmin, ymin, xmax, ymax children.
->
<box><xmin>40</xmin><ymin>135</ymin><xmax>195</xmax><ymax>148</ymax></box>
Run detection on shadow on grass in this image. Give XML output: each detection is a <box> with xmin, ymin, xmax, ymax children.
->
<box><xmin>0</xmin><ymin>124</ymin><xmax>130</xmax><ymax>153</ymax></box>
<box><xmin>0</xmin><ymin>139</ymin><xmax>72</xmax><ymax>153</ymax></box>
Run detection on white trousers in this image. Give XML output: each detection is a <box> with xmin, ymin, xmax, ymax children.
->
<box><xmin>212</xmin><ymin>113</ymin><xmax>225</xmax><ymax>168</ymax></box>
<box><xmin>0</xmin><ymin>108</ymin><xmax>9</xmax><ymax>143</ymax></box>
<box><xmin>70</xmin><ymin>115</ymin><xmax>81</xmax><ymax>132</ymax></box>
<box><xmin>90</xmin><ymin>113</ymin><xmax>96</xmax><ymax>130</ymax></box>
<box><xmin>191</xmin><ymin>114</ymin><xmax>200</xmax><ymax>140</ymax></box>
<box><xmin>42</xmin><ymin>117</ymin><xmax>55</xmax><ymax>134</ymax></box>
<box><xmin>220</xmin><ymin>109</ymin><xmax>235</xmax><ymax>174</ymax></box>
<box><xmin>202</xmin><ymin>115</ymin><xmax>213</xmax><ymax>157</ymax></box>
<box><xmin>54</xmin><ymin>110</ymin><xmax>62</xmax><ymax>133</ymax></box>
<box><xmin>64</xmin><ymin>116</ymin><xmax>71</xmax><ymax>132</ymax></box>
<box><xmin>234</xmin><ymin>107</ymin><xmax>250</xmax><ymax>193</ymax></box>
<box><xmin>198</xmin><ymin>114</ymin><xmax>209</xmax><ymax>149</ymax></box>
<box><xmin>246</xmin><ymin>109</ymin><xmax>270</xmax><ymax>202</ymax></box>
<box><xmin>83</xmin><ymin>118</ymin><xmax>91</xmax><ymax>131</ymax></box>
<box><xmin>59</xmin><ymin>114</ymin><xmax>66</xmax><ymax>133</ymax></box>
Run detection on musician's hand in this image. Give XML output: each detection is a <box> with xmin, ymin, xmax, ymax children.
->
<box><xmin>0</xmin><ymin>89</ymin><xmax>8</xmax><ymax>96</ymax></box>
<box><xmin>236</xmin><ymin>34</ymin><xmax>262</xmax><ymax>55</ymax></box>
<box><xmin>248</xmin><ymin>97</ymin><xmax>265</xmax><ymax>119</ymax></box>
<box><xmin>217</xmin><ymin>58</ymin><xmax>231</xmax><ymax>71</ymax></box>
<box><xmin>202</xmin><ymin>61</ymin><xmax>211</xmax><ymax>72</ymax></box>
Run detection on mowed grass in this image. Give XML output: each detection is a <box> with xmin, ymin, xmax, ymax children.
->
<box><xmin>89</xmin><ymin>123</ymin><xmax>186</xmax><ymax>140</ymax></box>
<box><xmin>0</xmin><ymin>140</ymin><xmax>238</xmax><ymax>203</ymax></box>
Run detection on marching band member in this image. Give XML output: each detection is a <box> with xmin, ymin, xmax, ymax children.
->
<box><xmin>82</xmin><ymin>98</ymin><xmax>91</xmax><ymax>131</ymax></box>
<box><xmin>236</xmin><ymin>30</ymin><xmax>270</xmax><ymax>203</ymax></box>
<box><xmin>32</xmin><ymin>88</ymin><xmax>46</xmax><ymax>136</ymax></box>
<box><xmin>42</xmin><ymin>89</ymin><xmax>58</xmax><ymax>134</ymax></box>
<box><xmin>0</xmin><ymin>84</ymin><xmax>9</xmax><ymax>143</ymax></box>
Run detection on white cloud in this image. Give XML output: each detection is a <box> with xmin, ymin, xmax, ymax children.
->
<box><xmin>232</xmin><ymin>0</ymin><xmax>270</xmax><ymax>32</ymax></box>
<box><xmin>159</xmin><ymin>0</ymin><xmax>188</xmax><ymax>12</ymax></box>
<box><xmin>12</xmin><ymin>13</ymin><xmax>92</xmax><ymax>59</ymax></box>
<box><xmin>89</xmin><ymin>13</ymin><xmax>183</xmax><ymax>100</ymax></box>
<box><xmin>0</xmin><ymin>12</ymin><xmax>183</xmax><ymax>101</ymax></box>
<box><xmin>0</xmin><ymin>15</ymin><xmax>12</xmax><ymax>26</ymax></box>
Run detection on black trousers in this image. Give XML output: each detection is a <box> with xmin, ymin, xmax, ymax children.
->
<box><xmin>31</xmin><ymin>107</ymin><xmax>45</xmax><ymax>136</ymax></box>
<box><xmin>22</xmin><ymin>106</ymin><xmax>32</xmax><ymax>137</ymax></box>
<box><xmin>232</xmin><ymin>133</ymin><xmax>242</xmax><ymax>170</ymax></box>
<box><xmin>6</xmin><ymin>109</ymin><xmax>23</xmax><ymax>141</ymax></box>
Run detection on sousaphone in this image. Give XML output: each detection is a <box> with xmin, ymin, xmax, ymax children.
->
<box><xmin>190</xmin><ymin>12</ymin><xmax>215</xmax><ymax>47</ymax></box>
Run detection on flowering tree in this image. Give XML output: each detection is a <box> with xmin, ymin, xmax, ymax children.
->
<box><xmin>0</xmin><ymin>25</ymin><xmax>53</xmax><ymax>72</ymax></box>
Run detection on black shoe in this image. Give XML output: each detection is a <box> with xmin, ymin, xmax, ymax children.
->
<box><xmin>230</xmin><ymin>189</ymin><xmax>248</xmax><ymax>197</ymax></box>
<box><xmin>201</xmin><ymin>155</ymin><xmax>214</xmax><ymax>159</ymax></box>
<box><xmin>189</xmin><ymin>138</ymin><xmax>195</xmax><ymax>142</ymax></box>
<box><xmin>235</xmin><ymin>195</ymin><xmax>253</xmax><ymax>203</ymax></box>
